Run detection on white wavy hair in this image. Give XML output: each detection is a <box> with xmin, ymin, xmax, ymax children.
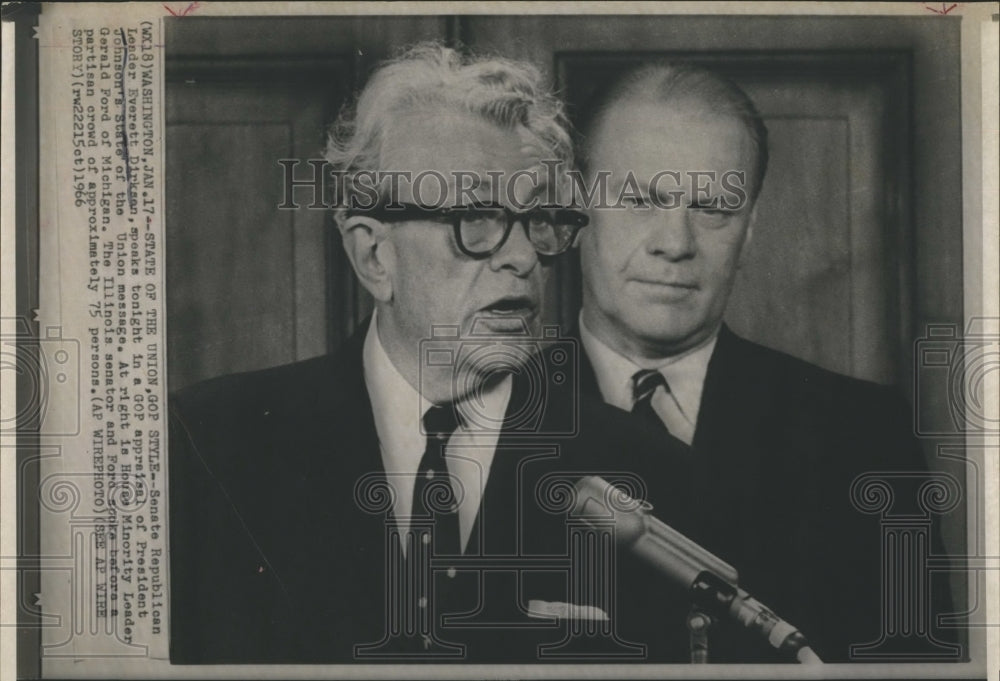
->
<box><xmin>325</xmin><ymin>42</ymin><xmax>574</xmax><ymax>213</ymax></box>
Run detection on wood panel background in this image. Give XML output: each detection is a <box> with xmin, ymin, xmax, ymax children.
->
<box><xmin>164</xmin><ymin>17</ymin><xmax>448</xmax><ymax>389</ymax></box>
<box><xmin>166</xmin><ymin>73</ymin><xmax>341</xmax><ymax>389</ymax></box>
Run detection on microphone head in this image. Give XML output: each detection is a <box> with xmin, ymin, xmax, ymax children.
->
<box><xmin>570</xmin><ymin>476</ymin><xmax>648</xmax><ymax>544</ymax></box>
<box><xmin>571</xmin><ymin>476</ymin><xmax>740</xmax><ymax>587</ymax></box>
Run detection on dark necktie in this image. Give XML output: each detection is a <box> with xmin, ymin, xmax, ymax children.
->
<box><xmin>631</xmin><ymin>368</ymin><xmax>671</xmax><ymax>434</ymax></box>
<box><xmin>630</xmin><ymin>369</ymin><xmax>700</xmax><ymax>542</ymax></box>
<box><xmin>411</xmin><ymin>403</ymin><xmax>463</xmax><ymax>556</ymax></box>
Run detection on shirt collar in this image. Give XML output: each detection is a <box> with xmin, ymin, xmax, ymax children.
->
<box><xmin>578</xmin><ymin>311</ymin><xmax>717</xmax><ymax>425</ymax></box>
<box><xmin>363</xmin><ymin>310</ymin><xmax>428</xmax><ymax>472</ymax></box>
<box><xmin>363</xmin><ymin>311</ymin><xmax>512</xmax><ymax>467</ymax></box>
<box><xmin>363</xmin><ymin>311</ymin><xmax>513</xmax><ymax>553</ymax></box>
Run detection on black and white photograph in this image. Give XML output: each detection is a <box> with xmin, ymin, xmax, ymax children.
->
<box><xmin>2</xmin><ymin>2</ymin><xmax>997</xmax><ymax>679</ymax></box>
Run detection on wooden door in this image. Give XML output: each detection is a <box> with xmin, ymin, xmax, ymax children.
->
<box><xmin>164</xmin><ymin>17</ymin><xmax>447</xmax><ymax>389</ymax></box>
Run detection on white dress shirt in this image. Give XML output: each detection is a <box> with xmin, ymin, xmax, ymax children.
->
<box><xmin>363</xmin><ymin>312</ymin><xmax>512</xmax><ymax>554</ymax></box>
<box><xmin>579</xmin><ymin>312</ymin><xmax>716</xmax><ymax>445</ymax></box>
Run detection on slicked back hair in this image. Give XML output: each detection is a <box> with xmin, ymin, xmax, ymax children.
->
<box><xmin>581</xmin><ymin>62</ymin><xmax>769</xmax><ymax>203</ymax></box>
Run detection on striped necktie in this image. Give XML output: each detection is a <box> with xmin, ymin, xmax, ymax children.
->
<box><xmin>631</xmin><ymin>368</ymin><xmax>671</xmax><ymax>433</ymax></box>
<box><xmin>411</xmin><ymin>403</ymin><xmax>463</xmax><ymax>556</ymax></box>
<box><xmin>631</xmin><ymin>368</ymin><xmax>698</xmax><ymax>444</ymax></box>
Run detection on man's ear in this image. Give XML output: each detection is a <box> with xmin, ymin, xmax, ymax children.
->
<box><xmin>574</xmin><ymin>217</ymin><xmax>595</xmax><ymax>250</ymax></box>
<box><xmin>737</xmin><ymin>204</ymin><xmax>757</xmax><ymax>267</ymax></box>
<box><xmin>340</xmin><ymin>215</ymin><xmax>394</xmax><ymax>302</ymax></box>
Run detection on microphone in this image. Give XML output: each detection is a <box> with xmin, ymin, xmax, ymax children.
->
<box><xmin>571</xmin><ymin>475</ymin><xmax>822</xmax><ymax>664</ymax></box>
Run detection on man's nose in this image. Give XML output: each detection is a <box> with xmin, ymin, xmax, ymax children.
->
<box><xmin>489</xmin><ymin>219</ymin><xmax>539</xmax><ymax>276</ymax></box>
<box><xmin>646</xmin><ymin>207</ymin><xmax>696</xmax><ymax>260</ymax></box>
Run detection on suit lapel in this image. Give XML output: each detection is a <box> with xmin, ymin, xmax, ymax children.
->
<box><xmin>575</xmin><ymin>326</ymin><xmax>603</xmax><ymax>401</ymax></box>
<box><xmin>691</xmin><ymin>325</ymin><xmax>770</xmax><ymax>564</ymax></box>
<box><xmin>473</xmin><ymin>371</ymin><xmax>535</xmax><ymax>555</ymax></box>
<box><xmin>305</xmin><ymin>324</ymin><xmax>390</xmax><ymax>576</ymax></box>
<box><xmin>693</xmin><ymin>325</ymin><xmax>763</xmax><ymax>449</ymax></box>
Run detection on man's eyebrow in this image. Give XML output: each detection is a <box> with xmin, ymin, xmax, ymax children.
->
<box><xmin>688</xmin><ymin>194</ymin><xmax>738</xmax><ymax>210</ymax></box>
<box><xmin>453</xmin><ymin>172</ymin><xmax>484</xmax><ymax>189</ymax></box>
<box><xmin>452</xmin><ymin>173</ymin><xmax>490</xmax><ymax>206</ymax></box>
<box><xmin>527</xmin><ymin>179</ymin><xmax>550</xmax><ymax>200</ymax></box>
<box><xmin>649</xmin><ymin>185</ymin><xmax>675</xmax><ymax>204</ymax></box>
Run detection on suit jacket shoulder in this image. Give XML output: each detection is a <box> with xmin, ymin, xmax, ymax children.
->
<box><xmin>698</xmin><ymin>326</ymin><xmax>920</xmax><ymax>472</ymax></box>
<box><xmin>168</xmin><ymin>334</ymin><xmax>384</xmax><ymax>663</ymax></box>
<box><xmin>707</xmin><ymin>326</ymin><xmax>903</xmax><ymax>406</ymax></box>
<box><xmin>171</xmin><ymin>348</ymin><xmax>362</xmax><ymax>455</ymax></box>
<box><xmin>692</xmin><ymin>327</ymin><xmax>950</xmax><ymax>662</ymax></box>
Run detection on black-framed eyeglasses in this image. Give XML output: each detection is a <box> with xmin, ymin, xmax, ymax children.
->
<box><xmin>348</xmin><ymin>202</ymin><xmax>589</xmax><ymax>258</ymax></box>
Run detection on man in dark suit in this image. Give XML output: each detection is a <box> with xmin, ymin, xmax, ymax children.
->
<box><xmin>574</xmin><ymin>62</ymin><xmax>960</xmax><ymax>663</ymax></box>
<box><xmin>168</xmin><ymin>44</ymin><xmax>690</xmax><ymax>664</ymax></box>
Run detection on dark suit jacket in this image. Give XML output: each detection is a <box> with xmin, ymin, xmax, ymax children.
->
<box><xmin>579</xmin><ymin>324</ymin><xmax>960</xmax><ymax>663</ymax></box>
<box><xmin>168</xmin><ymin>325</ymin><xmax>694</xmax><ymax>664</ymax></box>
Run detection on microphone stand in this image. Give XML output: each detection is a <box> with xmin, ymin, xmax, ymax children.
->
<box><xmin>686</xmin><ymin>607</ymin><xmax>713</xmax><ymax>664</ymax></box>
<box><xmin>688</xmin><ymin>570</ymin><xmax>822</xmax><ymax>664</ymax></box>
<box><xmin>571</xmin><ymin>476</ymin><xmax>822</xmax><ymax>664</ymax></box>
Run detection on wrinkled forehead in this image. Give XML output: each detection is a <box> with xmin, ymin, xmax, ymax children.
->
<box><xmin>598</xmin><ymin>101</ymin><xmax>752</xmax><ymax>166</ymax></box>
<box><xmin>379</xmin><ymin>106</ymin><xmax>565</xmax><ymax>205</ymax></box>
<box><xmin>587</xmin><ymin>100</ymin><xmax>756</xmax><ymax>202</ymax></box>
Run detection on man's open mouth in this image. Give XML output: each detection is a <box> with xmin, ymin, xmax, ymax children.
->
<box><xmin>481</xmin><ymin>296</ymin><xmax>537</xmax><ymax>315</ymax></box>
